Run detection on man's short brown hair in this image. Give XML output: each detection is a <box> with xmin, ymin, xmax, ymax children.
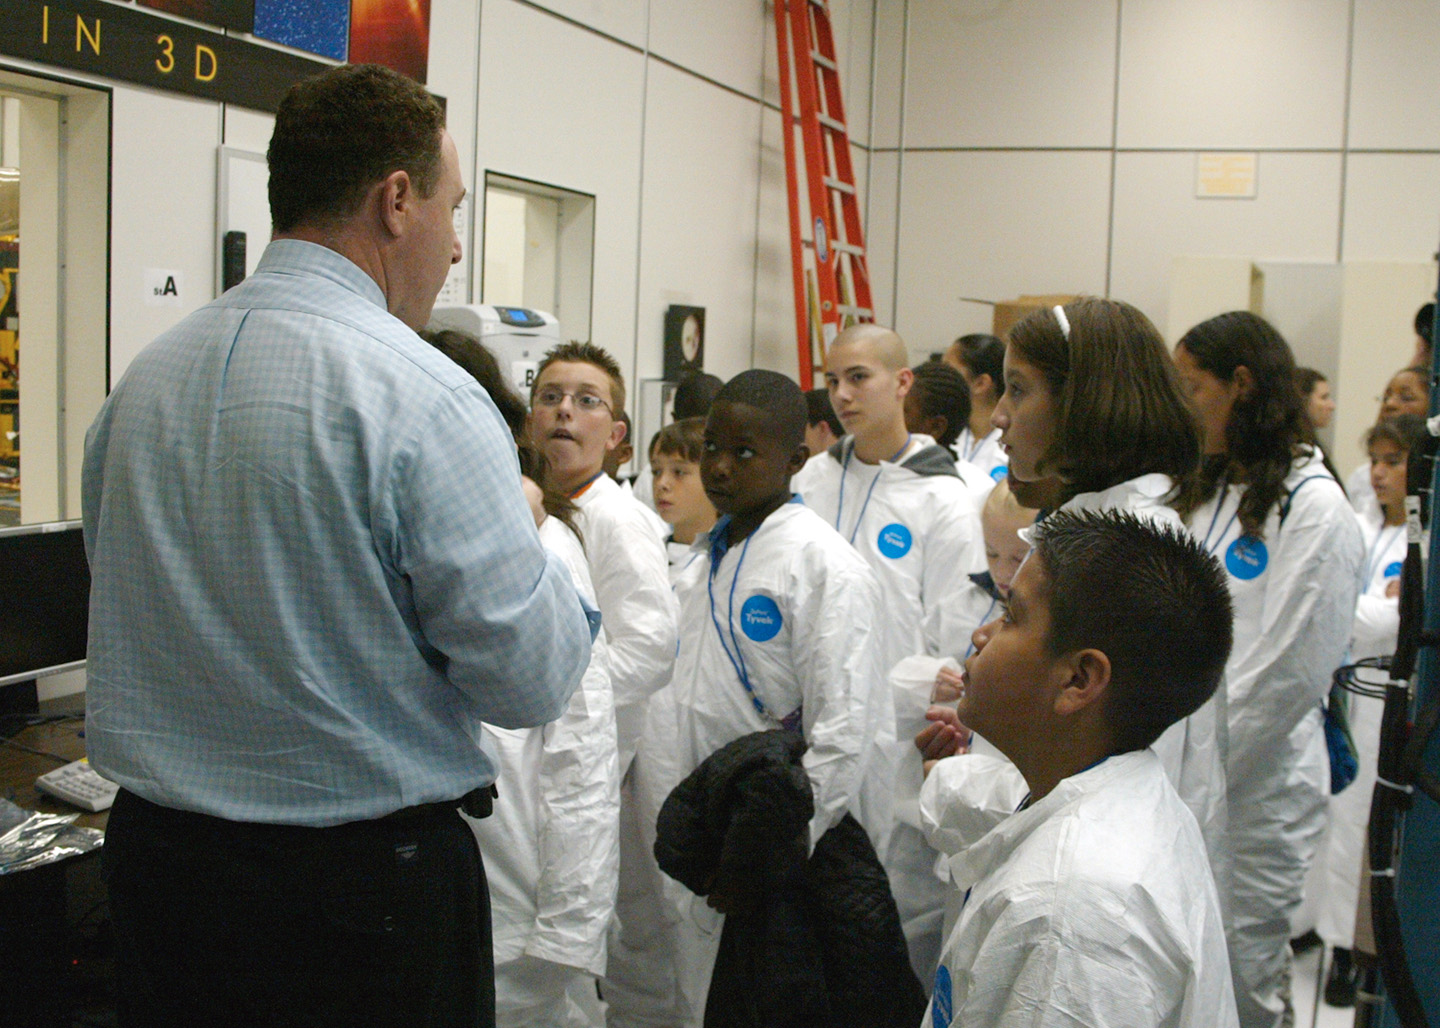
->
<box><xmin>268</xmin><ymin>64</ymin><xmax>445</xmax><ymax>234</ymax></box>
<box><xmin>533</xmin><ymin>341</ymin><xmax>627</xmax><ymax>415</ymax></box>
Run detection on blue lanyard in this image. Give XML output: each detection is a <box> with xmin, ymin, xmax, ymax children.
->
<box><xmin>1365</xmin><ymin>525</ymin><xmax>1404</xmax><ymax>587</ymax></box>
<box><xmin>963</xmin><ymin>596</ymin><xmax>999</xmax><ymax>659</ymax></box>
<box><xmin>706</xmin><ymin>525</ymin><xmax>799</xmax><ymax>730</ymax></box>
<box><xmin>1201</xmin><ymin>482</ymin><xmax>1239</xmax><ymax>554</ymax></box>
<box><xmin>962</xmin><ymin>428</ymin><xmax>991</xmax><ymax>464</ymax></box>
<box><xmin>835</xmin><ymin>435</ymin><xmax>910</xmax><ymax>545</ymax></box>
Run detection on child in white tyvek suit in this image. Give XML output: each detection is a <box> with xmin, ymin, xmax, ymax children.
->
<box><xmin>1175</xmin><ymin>311</ymin><xmax>1363</xmax><ymax>1028</ymax></box>
<box><xmin>472</xmin><ymin>506</ymin><xmax>620</xmax><ymax>1027</ymax></box>
<box><xmin>891</xmin><ymin>478</ymin><xmax>1034</xmax><ymax>972</ymax></box>
<box><xmin>942</xmin><ymin>332</ymin><xmax>1009</xmax><ymax>485</ymax></box>
<box><xmin>792</xmin><ymin>324</ymin><xmax>989</xmax><ymax>983</ymax></box>
<box><xmin>1314</xmin><ymin>414</ymin><xmax>1424</xmax><ymax>1005</ymax></box>
<box><xmin>919</xmin><ymin>300</ymin><xmax>1230</xmax><ymax>934</ymax></box>
<box><xmin>645</xmin><ymin>369</ymin><xmax>892</xmax><ymax>1025</ymax></box>
<box><xmin>527</xmin><ymin>343</ymin><xmax>679</xmax><ymax>1028</ymax></box>
<box><xmin>923</xmin><ymin>509</ymin><xmax>1238</xmax><ymax>1028</ymax></box>
<box><xmin>419</xmin><ymin>330</ymin><xmax>620</xmax><ymax>1028</ymax></box>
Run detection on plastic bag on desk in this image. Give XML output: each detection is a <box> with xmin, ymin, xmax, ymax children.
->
<box><xmin>0</xmin><ymin>798</ymin><xmax>104</xmax><ymax>875</ymax></box>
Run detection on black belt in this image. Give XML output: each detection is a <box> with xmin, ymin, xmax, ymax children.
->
<box><xmin>386</xmin><ymin>784</ymin><xmax>495</xmax><ymax>822</ymax></box>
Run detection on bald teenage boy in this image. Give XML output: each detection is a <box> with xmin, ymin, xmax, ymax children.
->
<box><xmin>791</xmin><ymin>323</ymin><xmax>991</xmax><ymax>985</ymax></box>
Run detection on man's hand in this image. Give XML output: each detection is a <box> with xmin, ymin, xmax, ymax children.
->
<box><xmin>915</xmin><ymin>705</ymin><xmax>973</xmax><ymax>765</ymax></box>
<box><xmin>521</xmin><ymin>476</ymin><xmax>546</xmax><ymax>529</ymax></box>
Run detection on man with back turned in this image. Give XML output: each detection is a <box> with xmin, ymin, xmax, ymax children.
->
<box><xmin>81</xmin><ymin>64</ymin><xmax>593</xmax><ymax>1028</ymax></box>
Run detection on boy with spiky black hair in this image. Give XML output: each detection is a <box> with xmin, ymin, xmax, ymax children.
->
<box><xmin>922</xmin><ymin>509</ymin><xmax>1238</xmax><ymax>1028</ymax></box>
<box><xmin>639</xmin><ymin>369</ymin><xmax>897</xmax><ymax>1022</ymax></box>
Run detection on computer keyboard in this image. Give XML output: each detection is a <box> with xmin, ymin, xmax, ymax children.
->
<box><xmin>36</xmin><ymin>758</ymin><xmax>119</xmax><ymax>812</ymax></box>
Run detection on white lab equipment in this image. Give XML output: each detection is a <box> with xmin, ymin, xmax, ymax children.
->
<box><xmin>428</xmin><ymin>305</ymin><xmax>562</xmax><ymax>396</ymax></box>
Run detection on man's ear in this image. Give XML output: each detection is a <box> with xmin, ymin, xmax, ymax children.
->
<box><xmin>1053</xmin><ymin>649</ymin><xmax>1111</xmax><ymax>717</ymax></box>
<box><xmin>895</xmin><ymin>367</ymin><xmax>915</xmax><ymax>399</ymax></box>
<box><xmin>789</xmin><ymin>443</ymin><xmax>810</xmax><ymax>475</ymax></box>
<box><xmin>378</xmin><ymin>169</ymin><xmax>412</xmax><ymax>238</ymax></box>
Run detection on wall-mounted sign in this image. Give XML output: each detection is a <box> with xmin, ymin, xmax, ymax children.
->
<box><xmin>0</xmin><ymin>0</ymin><xmax>331</xmax><ymax>113</ymax></box>
<box><xmin>1196</xmin><ymin>153</ymin><xmax>1258</xmax><ymax>200</ymax></box>
<box><xmin>137</xmin><ymin>0</ymin><xmax>253</xmax><ymax>34</ymax></box>
<box><xmin>144</xmin><ymin>267</ymin><xmax>183</xmax><ymax>307</ymax></box>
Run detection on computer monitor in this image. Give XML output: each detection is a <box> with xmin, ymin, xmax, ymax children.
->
<box><xmin>0</xmin><ymin>520</ymin><xmax>90</xmax><ymax>724</ymax></box>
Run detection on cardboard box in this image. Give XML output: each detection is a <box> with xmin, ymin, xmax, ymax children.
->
<box><xmin>992</xmin><ymin>294</ymin><xmax>1080</xmax><ymax>340</ymax></box>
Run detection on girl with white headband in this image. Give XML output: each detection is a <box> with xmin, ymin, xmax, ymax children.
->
<box><xmin>917</xmin><ymin>297</ymin><xmax>1231</xmax><ymax>957</ymax></box>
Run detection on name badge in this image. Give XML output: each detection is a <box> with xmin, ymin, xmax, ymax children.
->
<box><xmin>1225</xmin><ymin>535</ymin><xmax>1269</xmax><ymax>580</ymax></box>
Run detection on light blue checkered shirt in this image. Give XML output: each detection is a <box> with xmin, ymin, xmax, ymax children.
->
<box><xmin>82</xmin><ymin>240</ymin><xmax>592</xmax><ymax>825</ymax></box>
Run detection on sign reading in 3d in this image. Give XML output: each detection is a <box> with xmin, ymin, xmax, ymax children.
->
<box><xmin>0</xmin><ymin>0</ymin><xmax>331</xmax><ymax>113</ymax></box>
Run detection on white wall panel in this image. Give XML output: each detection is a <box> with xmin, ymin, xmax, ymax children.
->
<box><xmin>1110</xmin><ymin>152</ymin><xmax>1343</xmax><ymax>338</ymax></box>
<box><xmin>475</xmin><ymin>0</ymin><xmax>645</xmax><ymax>377</ymax></box>
<box><xmin>428</xmin><ymin>0</ymin><xmax>482</xmax><ymax>190</ymax></box>
<box><xmin>833</xmin><ymin>0</ymin><xmax>876</xmax><ymax>146</ymax></box>
<box><xmin>904</xmin><ymin>0</ymin><xmax>1117</xmax><ymax>149</ymax></box>
<box><xmin>649</xmin><ymin>0</ymin><xmax>767</xmax><ymax>100</ymax></box>
<box><xmin>893</xmin><ymin>151</ymin><xmax>1111</xmax><ymax>360</ymax></box>
<box><xmin>109</xmin><ymin>88</ymin><xmax>222</xmax><ymax>382</ymax></box>
<box><xmin>221</xmin><ymin>108</ymin><xmax>276</xmax><ymax>154</ymax></box>
<box><xmin>1350</xmin><ymin>0</ymin><xmax>1440</xmax><ymax>150</ymax></box>
<box><xmin>1335</xmin><ymin>261</ymin><xmax>1437</xmax><ymax>471</ymax></box>
<box><xmin>752</xmin><ymin>106</ymin><xmax>800</xmax><ymax>379</ymax></box>
<box><xmin>637</xmin><ymin>62</ymin><xmax>764</xmax><ymax>384</ymax></box>
<box><xmin>522</xmin><ymin>0</ymin><xmax>649</xmax><ymax>48</ymax></box>
<box><xmin>1115</xmin><ymin>0</ymin><xmax>1349</xmax><ymax>150</ymax></box>
<box><xmin>865</xmin><ymin>150</ymin><xmax>899</xmax><ymax>329</ymax></box>
<box><xmin>761</xmin><ymin>0</ymin><xmax>876</xmax><ymax>144</ymax></box>
<box><xmin>870</xmin><ymin>0</ymin><xmax>907</xmax><ymax>150</ymax></box>
<box><xmin>1342</xmin><ymin>153</ymin><xmax>1440</xmax><ymax>263</ymax></box>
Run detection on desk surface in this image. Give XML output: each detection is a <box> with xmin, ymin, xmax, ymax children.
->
<box><xmin>0</xmin><ymin>698</ymin><xmax>107</xmax><ymax>831</ymax></box>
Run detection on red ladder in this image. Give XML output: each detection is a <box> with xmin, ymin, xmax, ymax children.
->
<box><xmin>774</xmin><ymin>0</ymin><xmax>874</xmax><ymax>389</ymax></box>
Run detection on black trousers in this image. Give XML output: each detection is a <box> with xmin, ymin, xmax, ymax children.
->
<box><xmin>102</xmin><ymin>789</ymin><xmax>493</xmax><ymax>1028</ymax></box>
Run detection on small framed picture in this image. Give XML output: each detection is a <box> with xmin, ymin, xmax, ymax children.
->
<box><xmin>663</xmin><ymin>305</ymin><xmax>705</xmax><ymax>381</ymax></box>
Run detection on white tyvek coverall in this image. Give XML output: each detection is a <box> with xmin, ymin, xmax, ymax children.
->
<box><xmin>571</xmin><ymin>475</ymin><xmax>678</xmax><ymax>1028</ymax></box>
<box><xmin>922</xmin><ymin>474</ymin><xmax>1232</xmax><ymax>925</ymax></box>
<box><xmin>1346</xmin><ymin>461</ymin><xmax>1377</xmax><ymax>520</ymax></box>
<box><xmin>923</xmin><ymin>751</ymin><xmax>1239</xmax><ymax>1028</ymax></box>
<box><xmin>954</xmin><ymin>458</ymin><xmax>1000</xmax><ymax>508</ymax></box>
<box><xmin>952</xmin><ymin>426</ymin><xmax>1008</xmax><ymax>482</ymax></box>
<box><xmin>574</xmin><ymin>473</ymin><xmax>678</xmax><ymax>771</ymax></box>
<box><xmin>1187</xmin><ymin>448</ymin><xmax>1363</xmax><ymax>1028</ymax></box>
<box><xmin>626</xmin><ymin>500</ymin><xmax>890</xmax><ymax>1026</ymax></box>
<box><xmin>469</xmin><ymin>516</ymin><xmax>621</xmax><ymax>1028</ymax></box>
<box><xmin>1315</xmin><ymin>512</ymin><xmax>1404</xmax><ymax>949</ymax></box>
<box><xmin>793</xmin><ymin>436</ymin><xmax>991</xmax><ymax>983</ymax></box>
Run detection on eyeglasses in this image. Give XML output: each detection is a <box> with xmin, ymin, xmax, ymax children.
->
<box><xmin>534</xmin><ymin>387</ymin><xmax>613</xmax><ymax>414</ymax></box>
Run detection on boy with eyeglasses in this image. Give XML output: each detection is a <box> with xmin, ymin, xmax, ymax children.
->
<box><xmin>530</xmin><ymin>341</ymin><xmax>677</xmax><ymax>773</ymax></box>
<box><xmin>529</xmin><ymin>342</ymin><xmax>681</xmax><ymax>1027</ymax></box>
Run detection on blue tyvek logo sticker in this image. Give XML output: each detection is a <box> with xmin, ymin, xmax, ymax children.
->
<box><xmin>932</xmin><ymin>964</ymin><xmax>953</xmax><ymax>1027</ymax></box>
<box><xmin>1226</xmin><ymin>535</ymin><xmax>1269</xmax><ymax>580</ymax></box>
<box><xmin>740</xmin><ymin>595</ymin><xmax>783</xmax><ymax>642</ymax></box>
<box><xmin>877</xmin><ymin>523</ymin><xmax>913</xmax><ymax>559</ymax></box>
<box><xmin>990</xmin><ymin>464</ymin><xmax>1008</xmax><ymax>482</ymax></box>
<box><xmin>1385</xmin><ymin>560</ymin><xmax>1403</xmax><ymax>579</ymax></box>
